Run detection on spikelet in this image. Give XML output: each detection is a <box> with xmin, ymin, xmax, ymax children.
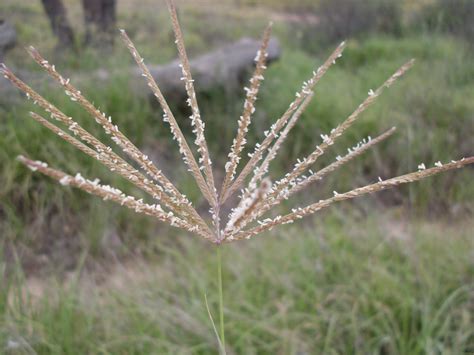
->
<box><xmin>221</xmin><ymin>41</ymin><xmax>346</xmax><ymax>203</ymax></box>
<box><xmin>224</xmin><ymin>178</ymin><xmax>271</xmax><ymax>239</ymax></box>
<box><xmin>1</xmin><ymin>64</ymin><xmax>211</xmax><ymax>236</ymax></box>
<box><xmin>269</xmin><ymin>60</ymin><xmax>415</xmax><ymax>202</ymax></box>
<box><xmin>3</xmin><ymin>0</ymin><xmax>473</xmax><ymax>244</ymax></box>
<box><xmin>283</xmin><ymin>127</ymin><xmax>397</xmax><ymax>198</ymax></box>
<box><xmin>165</xmin><ymin>0</ymin><xmax>217</xmax><ymax>205</ymax></box>
<box><xmin>231</xmin><ymin>157</ymin><xmax>474</xmax><ymax>241</ymax></box>
<box><xmin>17</xmin><ymin>155</ymin><xmax>211</xmax><ymax>240</ymax></box>
<box><xmin>231</xmin><ymin>92</ymin><xmax>314</xmax><ymax>222</ymax></box>
<box><xmin>26</xmin><ymin>46</ymin><xmax>190</xmax><ymax>209</ymax></box>
<box><xmin>220</xmin><ymin>23</ymin><xmax>272</xmax><ymax>202</ymax></box>
<box><xmin>250</xmin><ymin>92</ymin><xmax>315</xmax><ymax>190</ymax></box>
<box><xmin>234</xmin><ymin>127</ymin><xmax>397</xmax><ymax>234</ymax></box>
<box><xmin>119</xmin><ymin>29</ymin><xmax>216</xmax><ymax>206</ymax></box>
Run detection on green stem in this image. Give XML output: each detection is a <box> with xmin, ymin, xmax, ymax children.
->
<box><xmin>217</xmin><ymin>246</ymin><xmax>226</xmax><ymax>354</ymax></box>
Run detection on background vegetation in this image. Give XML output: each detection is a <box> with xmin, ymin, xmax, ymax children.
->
<box><xmin>0</xmin><ymin>0</ymin><xmax>473</xmax><ymax>353</ymax></box>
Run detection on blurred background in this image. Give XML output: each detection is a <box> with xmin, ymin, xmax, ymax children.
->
<box><xmin>0</xmin><ymin>0</ymin><xmax>473</xmax><ymax>353</ymax></box>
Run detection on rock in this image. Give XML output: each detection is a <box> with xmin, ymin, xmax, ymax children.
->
<box><xmin>132</xmin><ymin>37</ymin><xmax>281</xmax><ymax>103</ymax></box>
<box><xmin>0</xmin><ymin>19</ymin><xmax>17</xmax><ymax>61</ymax></box>
<box><xmin>0</xmin><ymin>36</ymin><xmax>281</xmax><ymax>107</ymax></box>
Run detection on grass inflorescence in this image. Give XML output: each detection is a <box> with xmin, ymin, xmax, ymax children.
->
<box><xmin>2</xmin><ymin>1</ymin><xmax>472</xmax><ymax>244</ymax></box>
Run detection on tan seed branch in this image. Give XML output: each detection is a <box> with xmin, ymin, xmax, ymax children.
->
<box><xmin>119</xmin><ymin>30</ymin><xmax>216</xmax><ymax>206</ymax></box>
<box><xmin>269</xmin><ymin>60</ymin><xmax>414</xmax><ymax>201</ymax></box>
<box><xmin>165</xmin><ymin>0</ymin><xmax>217</xmax><ymax>204</ymax></box>
<box><xmin>233</xmin><ymin>127</ymin><xmax>397</xmax><ymax>234</ymax></box>
<box><xmin>232</xmin><ymin>157</ymin><xmax>474</xmax><ymax>241</ymax></box>
<box><xmin>17</xmin><ymin>155</ymin><xmax>212</xmax><ymax>240</ymax></box>
<box><xmin>222</xmin><ymin>41</ymin><xmax>346</xmax><ymax>203</ymax></box>
<box><xmin>220</xmin><ymin>23</ymin><xmax>273</xmax><ymax>201</ymax></box>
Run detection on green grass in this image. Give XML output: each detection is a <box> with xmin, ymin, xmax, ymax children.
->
<box><xmin>1</xmin><ymin>212</ymin><xmax>473</xmax><ymax>354</ymax></box>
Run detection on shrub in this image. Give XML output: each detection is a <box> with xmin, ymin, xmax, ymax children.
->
<box><xmin>316</xmin><ymin>0</ymin><xmax>402</xmax><ymax>43</ymax></box>
<box><xmin>417</xmin><ymin>0</ymin><xmax>474</xmax><ymax>41</ymax></box>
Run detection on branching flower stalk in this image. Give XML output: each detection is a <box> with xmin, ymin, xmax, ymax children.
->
<box><xmin>3</xmin><ymin>0</ymin><xmax>474</xmax><ymax>351</ymax></box>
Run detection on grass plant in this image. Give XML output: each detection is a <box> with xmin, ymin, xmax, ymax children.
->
<box><xmin>1</xmin><ymin>0</ymin><xmax>473</xmax><ymax>352</ymax></box>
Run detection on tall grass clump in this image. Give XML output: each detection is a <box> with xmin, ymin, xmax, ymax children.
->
<box><xmin>2</xmin><ymin>0</ymin><xmax>473</xmax><ymax>352</ymax></box>
<box><xmin>2</xmin><ymin>214</ymin><xmax>473</xmax><ymax>353</ymax></box>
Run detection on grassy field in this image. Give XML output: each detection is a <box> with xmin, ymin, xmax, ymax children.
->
<box><xmin>0</xmin><ymin>0</ymin><xmax>473</xmax><ymax>353</ymax></box>
<box><xmin>2</xmin><ymin>211</ymin><xmax>473</xmax><ymax>354</ymax></box>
